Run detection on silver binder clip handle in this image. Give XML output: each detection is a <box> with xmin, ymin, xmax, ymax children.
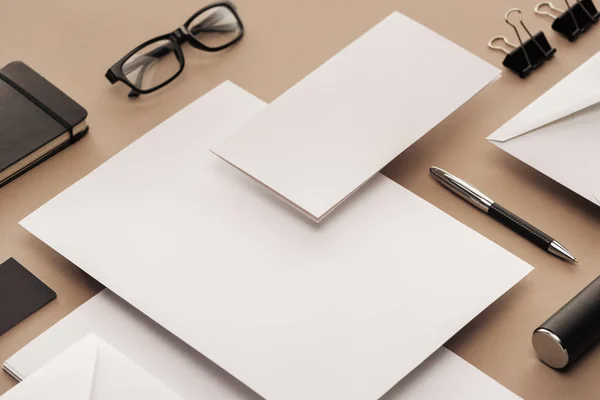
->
<box><xmin>488</xmin><ymin>36</ymin><xmax>518</xmax><ymax>55</ymax></box>
<box><xmin>534</xmin><ymin>2</ymin><xmax>565</xmax><ymax>19</ymax></box>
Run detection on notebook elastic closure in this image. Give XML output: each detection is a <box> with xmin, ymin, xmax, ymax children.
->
<box><xmin>0</xmin><ymin>73</ymin><xmax>75</xmax><ymax>142</ymax></box>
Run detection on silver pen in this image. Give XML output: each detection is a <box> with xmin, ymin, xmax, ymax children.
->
<box><xmin>430</xmin><ymin>166</ymin><xmax>577</xmax><ymax>263</ymax></box>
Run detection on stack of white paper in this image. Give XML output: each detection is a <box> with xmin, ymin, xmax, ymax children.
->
<box><xmin>3</xmin><ymin>290</ymin><xmax>521</xmax><ymax>400</ymax></box>
<box><xmin>488</xmin><ymin>50</ymin><xmax>600</xmax><ymax>207</ymax></box>
<box><xmin>212</xmin><ymin>12</ymin><xmax>501</xmax><ymax>222</ymax></box>
<box><xmin>0</xmin><ymin>334</ymin><xmax>182</xmax><ymax>400</ymax></box>
<box><xmin>20</xmin><ymin>81</ymin><xmax>531</xmax><ymax>400</ymax></box>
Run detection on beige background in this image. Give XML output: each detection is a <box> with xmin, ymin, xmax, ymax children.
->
<box><xmin>1</xmin><ymin>0</ymin><xmax>600</xmax><ymax>398</ymax></box>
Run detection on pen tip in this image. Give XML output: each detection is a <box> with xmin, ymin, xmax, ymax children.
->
<box><xmin>429</xmin><ymin>166</ymin><xmax>438</xmax><ymax>174</ymax></box>
<box><xmin>549</xmin><ymin>241</ymin><xmax>577</xmax><ymax>263</ymax></box>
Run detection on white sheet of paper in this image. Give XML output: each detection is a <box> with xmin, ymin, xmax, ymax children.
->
<box><xmin>212</xmin><ymin>11</ymin><xmax>500</xmax><ymax>222</ymax></box>
<box><xmin>487</xmin><ymin>50</ymin><xmax>600</xmax><ymax>206</ymax></box>
<box><xmin>21</xmin><ymin>82</ymin><xmax>530</xmax><ymax>400</ymax></box>
<box><xmin>4</xmin><ymin>290</ymin><xmax>520</xmax><ymax>400</ymax></box>
<box><xmin>0</xmin><ymin>334</ymin><xmax>182</xmax><ymax>400</ymax></box>
<box><xmin>386</xmin><ymin>347</ymin><xmax>520</xmax><ymax>400</ymax></box>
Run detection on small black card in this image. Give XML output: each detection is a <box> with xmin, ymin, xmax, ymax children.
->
<box><xmin>0</xmin><ymin>258</ymin><xmax>56</xmax><ymax>336</ymax></box>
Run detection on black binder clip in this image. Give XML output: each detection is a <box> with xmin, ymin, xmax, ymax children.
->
<box><xmin>488</xmin><ymin>9</ymin><xmax>556</xmax><ymax>78</ymax></box>
<box><xmin>534</xmin><ymin>1</ymin><xmax>600</xmax><ymax>41</ymax></box>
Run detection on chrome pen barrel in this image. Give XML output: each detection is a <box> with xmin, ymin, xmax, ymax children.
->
<box><xmin>430</xmin><ymin>167</ymin><xmax>494</xmax><ymax>212</ymax></box>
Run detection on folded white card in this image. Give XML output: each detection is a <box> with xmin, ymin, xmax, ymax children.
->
<box><xmin>488</xmin><ymin>50</ymin><xmax>600</xmax><ymax>207</ymax></box>
<box><xmin>21</xmin><ymin>82</ymin><xmax>531</xmax><ymax>400</ymax></box>
<box><xmin>3</xmin><ymin>290</ymin><xmax>521</xmax><ymax>400</ymax></box>
<box><xmin>212</xmin><ymin>11</ymin><xmax>501</xmax><ymax>222</ymax></box>
<box><xmin>0</xmin><ymin>334</ymin><xmax>182</xmax><ymax>400</ymax></box>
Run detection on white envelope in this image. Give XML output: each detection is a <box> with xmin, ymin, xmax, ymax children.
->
<box><xmin>487</xmin><ymin>50</ymin><xmax>600</xmax><ymax>207</ymax></box>
<box><xmin>213</xmin><ymin>11</ymin><xmax>500</xmax><ymax>222</ymax></box>
<box><xmin>0</xmin><ymin>334</ymin><xmax>183</xmax><ymax>400</ymax></box>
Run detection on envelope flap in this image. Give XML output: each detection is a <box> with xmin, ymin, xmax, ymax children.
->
<box><xmin>1</xmin><ymin>334</ymin><xmax>98</xmax><ymax>400</ymax></box>
<box><xmin>91</xmin><ymin>338</ymin><xmax>182</xmax><ymax>400</ymax></box>
<box><xmin>488</xmin><ymin>50</ymin><xmax>600</xmax><ymax>142</ymax></box>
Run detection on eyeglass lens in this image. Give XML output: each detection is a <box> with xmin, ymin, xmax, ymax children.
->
<box><xmin>122</xmin><ymin>39</ymin><xmax>182</xmax><ymax>91</ymax></box>
<box><xmin>188</xmin><ymin>6</ymin><xmax>242</xmax><ymax>49</ymax></box>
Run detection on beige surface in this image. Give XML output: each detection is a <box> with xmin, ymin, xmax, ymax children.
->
<box><xmin>1</xmin><ymin>0</ymin><xmax>600</xmax><ymax>398</ymax></box>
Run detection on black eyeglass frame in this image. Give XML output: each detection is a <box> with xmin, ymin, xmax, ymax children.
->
<box><xmin>105</xmin><ymin>1</ymin><xmax>244</xmax><ymax>96</ymax></box>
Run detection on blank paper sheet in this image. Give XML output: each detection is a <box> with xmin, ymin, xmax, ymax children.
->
<box><xmin>21</xmin><ymin>82</ymin><xmax>529</xmax><ymax>400</ymax></box>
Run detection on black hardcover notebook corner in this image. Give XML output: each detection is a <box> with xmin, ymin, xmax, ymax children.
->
<box><xmin>0</xmin><ymin>61</ymin><xmax>89</xmax><ymax>188</ymax></box>
<box><xmin>0</xmin><ymin>258</ymin><xmax>56</xmax><ymax>336</ymax></box>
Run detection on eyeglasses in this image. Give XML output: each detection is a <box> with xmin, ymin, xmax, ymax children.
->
<box><xmin>105</xmin><ymin>2</ymin><xmax>244</xmax><ymax>97</ymax></box>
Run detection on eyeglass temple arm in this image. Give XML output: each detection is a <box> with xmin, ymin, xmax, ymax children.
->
<box><xmin>127</xmin><ymin>62</ymin><xmax>152</xmax><ymax>98</ymax></box>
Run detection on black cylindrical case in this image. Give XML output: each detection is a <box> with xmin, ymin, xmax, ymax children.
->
<box><xmin>533</xmin><ymin>275</ymin><xmax>600</xmax><ymax>369</ymax></box>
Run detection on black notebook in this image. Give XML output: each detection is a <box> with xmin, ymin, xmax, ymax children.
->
<box><xmin>0</xmin><ymin>258</ymin><xmax>56</xmax><ymax>336</ymax></box>
<box><xmin>0</xmin><ymin>61</ymin><xmax>88</xmax><ymax>188</ymax></box>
